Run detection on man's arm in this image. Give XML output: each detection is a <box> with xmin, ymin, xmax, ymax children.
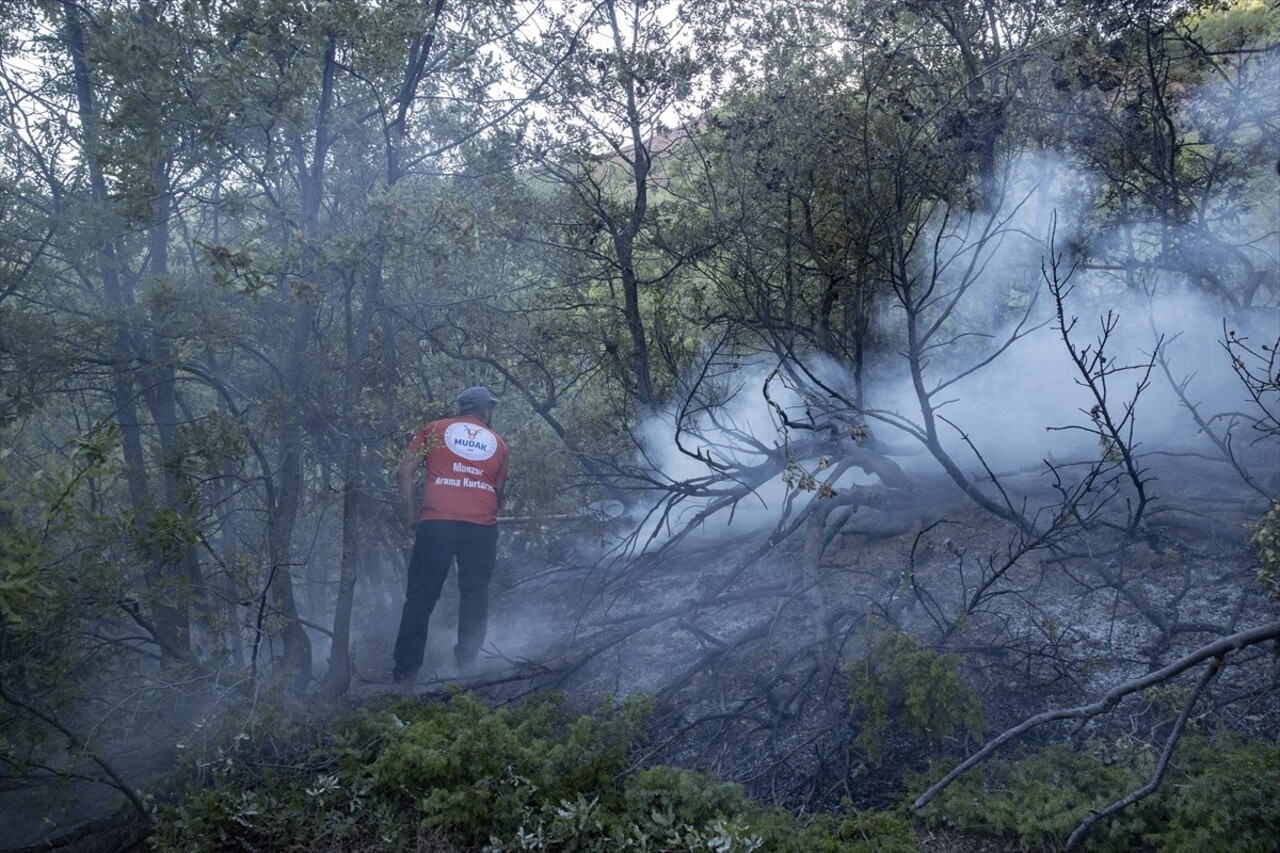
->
<box><xmin>396</xmin><ymin>448</ymin><xmax>422</xmax><ymax>529</ymax></box>
<box><xmin>494</xmin><ymin>448</ymin><xmax>509</xmax><ymax>513</ymax></box>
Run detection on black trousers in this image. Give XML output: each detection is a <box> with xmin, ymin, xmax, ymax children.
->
<box><xmin>392</xmin><ymin>520</ymin><xmax>498</xmax><ymax>673</ymax></box>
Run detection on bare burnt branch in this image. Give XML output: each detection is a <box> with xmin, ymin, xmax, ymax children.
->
<box><xmin>657</xmin><ymin>614</ymin><xmax>778</xmax><ymax>705</ymax></box>
<box><xmin>3</xmin><ymin>814</ymin><xmax>146</xmax><ymax>853</ymax></box>
<box><xmin>1155</xmin><ymin>332</ymin><xmax>1272</xmax><ymax>499</ymax></box>
<box><xmin>1222</xmin><ymin>322</ymin><xmax>1280</xmax><ymax>452</ymax></box>
<box><xmin>1044</xmin><ymin>232</ymin><xmax>1158</xmax><ymax>539</ymax></box>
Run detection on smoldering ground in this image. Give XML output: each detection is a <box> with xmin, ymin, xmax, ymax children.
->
<box><xmin>343</xmin><ymin>86</ymin><xmax>1277</xmax><ymax>684</ymax></box>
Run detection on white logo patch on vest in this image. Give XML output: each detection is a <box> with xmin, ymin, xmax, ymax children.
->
<box><xmin>443</xmin><ymin>422</ymin><xmax>498</xmax><ymax>462</ymax></box>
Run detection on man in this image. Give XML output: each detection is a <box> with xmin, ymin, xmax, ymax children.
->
<box><xmin>391</xmin><ymin>386</ymin><xmax>509</xmax><ymax>682</ymax></box>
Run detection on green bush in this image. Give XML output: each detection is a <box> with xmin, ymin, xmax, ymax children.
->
<box><xmin>746</xmin><ymin>807</ymin><xmax>918</xmax><ymax>853</ymax></box>
<box><xmin>622</xmin><ymin>765</ymin><xmax>755</xmax><ymax>828</ymax></box>
<box><xmin>151</xmin><ymin>690</ymin><xmax>928</xmax><ymax>852</ymax></box>
<box><xmin>485</xmin><ymin>768</ymin><xmax>919</xmax><ymax>852</ymax></box>
<box><xmin>1248</xmin><ymin>500</ymin><xmax>1280</xmax><ymax>599</ymax></box>
<box><xmin>924</xmin><ymin>744</ymin><xmax>1157</xmax><ymax>851</ymax></box>
<box><xmin>370</xmin><ymin>690</ymin><xmax>651</xmax><ymax>838</ymax></box>
<box><xmin>151</xmin><ymin>691</ymin><xmax>676</xmax><ymax>851</ymax></box>
<box><xmin>152</xmin><ymin>698</ymin><xmax>415</xmax><ymax>852</ymax></box>
<box><xmin>921</xmin><ymin>736</ymin><xmax>1280</xmax><ymax>852</ymax></box>
<box><xmin>149</xmin><ymin>680</ymin><xmax>1280</xmax><ymax>853</ymax></box>
<box><xmin>1156</xmin><ymin>735</ymin><xmax>1280</xmax><ymax>853</ymax></box>
<box><xmin>847</xmin><ymin>627</ymin><xmax>984</xmax><ymax>760</ymax></box>
<box><xmin>486</xmin><ymin>791</ymin><xmax>767</xmax><ymax>852</ymax></box>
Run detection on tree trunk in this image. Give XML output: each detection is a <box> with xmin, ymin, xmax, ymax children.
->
<box><xmin>320</xmin><ymin>264</ymin><xmax>382</xmax><ymax>698</ymax></box>
<box><xmin>609</xmin><ymin>0</ymin><xmax>655</xmax><ymax>409</ymax></box>
<box><xmin>61</xmin><ymin>0</ymin><xmax>192</xmax><ymax>664</ymax></box>
<box><xmin>267</xmin><ymin>299</ymin><xmax>317</xmax><ymax>691</ymax></box>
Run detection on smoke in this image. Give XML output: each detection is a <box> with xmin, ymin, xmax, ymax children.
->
<box><xmin>627</xmin><ymin>363</ymin><xmax>802</xmax><ymax>541</ymax></box>
<box><xmin>896</xmin><ymin>285</ymin><xmax>1260</xmax><ymax>473</ymax></box>
<box><xmin>626</xmin><ymin>131</ymin><xmax>1275</xmax><ymax>542</ymax></box>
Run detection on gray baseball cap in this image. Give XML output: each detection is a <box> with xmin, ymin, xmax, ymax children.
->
<box><xmin>457</xmin><ymin>386</ymin><xmax>498</xmax><ymax>408</ymax></box>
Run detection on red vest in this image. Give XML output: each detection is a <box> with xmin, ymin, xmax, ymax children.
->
<box><xmin>408</xmin><ymin>416</ymin><xmax>509</xmax><ymax>525</ymax></box>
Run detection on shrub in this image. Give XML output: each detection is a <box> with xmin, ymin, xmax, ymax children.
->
<box><xmin>152</xmin><ymin>698</ymin><xmax>413</xmax><ymax>852</ymax></box>
<box><xmin>1155</xmin><ymin>735</ymin><xmax>1280</xmax><ymax>853</ymax></box>
<box><xmin>152</xmin><ymin>690</ymin><xmax>929</xmax><ymax>852</ymax></box>
<box><xmin>847</xmin><ymin>627</ymin><xmax>985</xmax><ymax>760</ymax></box>
<box><xmin>921</xmin><ymin>735</ymin><xmax>1280</xmax><ymax>852</ymax></box>
<box><xmin>1248</xmin><ymin>500</ymin><xmax>1280</xmax><ymax>599</ymax></box>
<box><xmin>924</xmin><ymin>744</ymin><xmax>1157</xmax><ymax>851</ymax></box>
<box><xmin>485</xmin><ymin>791</ymin><xmax>766</xmax><ymax>852</ymax></box>
<box><xmin>485</xmin><ymin>768</ymin><xmax>919</xmax><ymax>852</ymax></box>
<box><xmin>371</xmin><ymin>690</ymin><xmax>651</xmax><ymax>839</ymax></box>
<box><xmin>747</xmin><ymin>807</ymin><xmax>918</xmax><ymax>853</ymax></box>
<box><xmin>622</xmin><ymin>765</ymin><xmax>755</xmax><ymax>827</ymax></box>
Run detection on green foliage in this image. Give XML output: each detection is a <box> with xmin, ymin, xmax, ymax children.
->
<box><xmin>487</xmin><ymin>790</ymin><xmax>766</xmax><ymax>853</ymax></box>
<box><xmin>743</xmin><ymin>807</ymin><xmax>918</xmax><ymax>853</ymax></box>
<box><xmin>1158</xmin><ymin>735</ymin><xmax>1280</xmax><ymax>852</ymax></box>
<box><xmin>847</xmin><ymin>628</ymin><xmax>985</xmax><ymax>761</ymax></box>
<box><xmin>152</xmin><ymin>691</ymin><xmax>651</xmax><ymax>851</ymax></box>
<box><xmin>1248</xmin><ymin>501</ymin><xmax>1280</xmax><ymax>599</ymax></box>
<box><xmin>483</xmin><ymin>765</ymin><xmax>919</xmax><ymax>852</ymax></box>
<box><xmin>922</xmin><ymin>736</ymin><xmax>1280</xmax><ymax>852</ymax></box>
<box><xmin>0</xmin><ymin>459</ymin><xmax>48</xmax><ymax>627</ymax></box>
<box><xmin>152</xmin><ymin>691</ymin><xmax>926</xmax><ymax>852</ymax></box>
<box><xmin>152</xmin><ymin>697</ymin><xmax>427</xmax><ymax>852</ymax></box>
<box><xmin>141</xmin><ymin>688</ymin><xmax>1280</xmax><ymax>853</ymax></box>
<box><xmin>621</xmin><ymin>765</ymin><xmax>754</xmax><ymax>828</ymax></box>
<box><xmin>505</xmin><ymin>420</ymin><xmax>573</xmax><ymax>529</ymax></box>
<box><xmin>0</xmin><ymin>422</ymin><xmax>173</xmax><ymax>828</ymax></box>
<box><xmin>371</xmin><ymin>690</ymin><xmax>651</xmax><ymax>837</ymax></box>
<box><xmin>925</xmin><ymin>744</ymin><xmax>1156</xmax><ymax>850</ymax></box>
<box><xmin>0</xmin><ymin>422</ymin><xmax>121</xmax><ymax>655</ymax></box>
<box><xmin>1185</xmin><ymin>0</ymin><xmax>1280</xmax><ymax>53</ymax></box>
<box><xmin>824</xmin><ymin>810</ymin><xmax>918</xmax><ymax>853</ymax></box>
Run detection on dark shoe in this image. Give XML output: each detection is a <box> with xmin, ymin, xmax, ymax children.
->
<box><xmin>453</xmin><ymin>658</ymin><xmax>478</xmax><ymax>678</ymax></box>
<box><xmin>453</xmin><ymin>643</ymin><xmax>478</xmax><ymax>667</ymax></box>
